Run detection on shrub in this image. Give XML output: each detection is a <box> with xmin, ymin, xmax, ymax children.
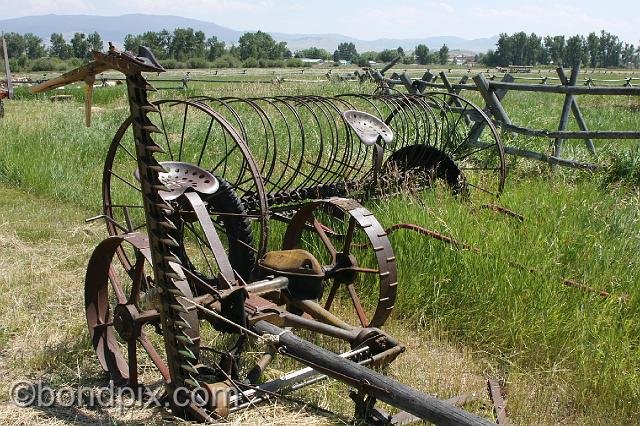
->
<box><xmin>186</xmin><ymin>57</ymin><xmax>208</xmax><ymax>69</ymax></box>
<box><xmin>603</xmin><ymin>146</ymin><xmax>640</xmax><ymax>188</ymax></box>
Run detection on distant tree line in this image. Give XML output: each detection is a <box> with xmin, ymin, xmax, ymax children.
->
<box><xmin>2</xmin><ymin>27</ymin><xmax>638</xmax><ymax>72</ymax></box>
<box><xmin>479</xmin><ymin>31</ymin><xmax>640</xmax><ymax>68</ymax></box>
<box><xmin>330</xmin><ymin>42</ymin><xmax>450</xmax><ymax>66</ymax></box>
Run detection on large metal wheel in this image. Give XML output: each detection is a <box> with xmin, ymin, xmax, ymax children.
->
<box><xmin>382</xmin><ymin>92</ymin><xmax>506</xmax><ymax>199</ymax></box>
<box><xmin>102</xmin><ymin>99</ymin><xmax>268</xmax><ymax>284</ymax></box>
<box><xmin>84</xmin><ymin>233</ymin><xmax>200</xmax><ymax>388</ymax></box>
<box><xmin>282</xmin><ymin>198</ymin><xmax>397</xmax><ymax>328</ymax></box>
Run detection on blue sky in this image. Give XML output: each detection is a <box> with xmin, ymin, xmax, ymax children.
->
<box><xmin>1</xmin><ymin>0</ymin><xmax>638</xmax><ymax>43</ymax></box>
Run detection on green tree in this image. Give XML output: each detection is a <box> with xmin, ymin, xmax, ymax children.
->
<box><xmin>544</xmin><ymin>35</ymin><xmax>565</xmax><ymax>65</ymax></box>
<box><xmin>438</xmin><ymin>44</ymin><xmax>449</xmax><ymax>64</ymax></box>
<box><xmin>599</xmin><ymin>30</ymin><xmax>622</xmax><ymax>67</ymax></box>
<box><xmin>238</xmin><ymin>31</ymin><xmax>287</xmax><ymax>60</ymax></box>
<box><xmin>621</xmin><ymin>43</ymin><xmax>636</xmax><ymax>67</ymax></box>
<box><xmin>87</xmin><ymin>32</ymin><xmax>103</xmax><ymax>53</ymax></box>
<box><xmin>23</xmin><ymin>33</ymin><xmax>45</xmax><ymax>59</ymax></box>
<box><xmin>3</xmin><ymin>33</ymin><xmax>25</xmax><ymax>58</ymax></box>
<box><xmin>333</xmin><ymin>42</ymin><xmax>358</xmax><ymax>62</ymax></box>
<box><xmin>565</xmin><ymin>35</ymin><xmax>586</xmax><ymax>67</ymax></box>
<box><xmin>295</xmin><ymin>47</ymin><xmax>331</xmax><ymax>60</ymax></box>
<box><xmin>70</xmin><ymin>32</ymin><xmax>89</xmax><ymax>59</ymax></box>
<box><xmin>376</xmin><ymin>49</ymin><xmax>398</xmax><ymax>63</ymax></box>
<box><xmin>414</xmin><ymin>44</ymin><xmax>430</xmax><ymax>65</ymax></box>
<box><xmin>358</xmin><ymin>51</ymin><xmax>378</xmax><ymax>64</ymax></box>
<box><xmin>206</xmin><ymin>36</ymin><xmax>226</xmax><ymax>61</ymax></box>
<box><xmin>586</xmin><ymin>32</ymin><xmax>600</xmax><ymax>68</ymax></box>
<box><xmin>49</xmin><ymin>33</ymin><xmax>71</xmax><ymax>59</ymax></box>
<box><xmin>193</xmin><ymin>30</ymin><xmax>206</xmax><ymax>58</ymax></box>
<box><xmin>170</xmin><ymin>28</ymin><xmax>197</xmax><ymax>61</ymax></box>
<box><xmin>123</xmin><ymin>34</ymin><xmax>142</xmax><ymax>52</ymax></box>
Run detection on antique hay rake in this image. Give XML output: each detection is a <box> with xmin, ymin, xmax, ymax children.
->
<box><xmin>32</xmin><ymin>45</ymin><xmax>499</xmax><ymax>424</ymax></box>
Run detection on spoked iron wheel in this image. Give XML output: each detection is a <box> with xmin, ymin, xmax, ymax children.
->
<box><xmin>282</xmin><ymin>198</ymin><xmax>397</xmax><ymax>328</ymax></box>
<box><xmin>384</xmin><ymin>92</ymin><xmax>505</xmax><ymax>200</ymax></box>
<box><xmin>84</xmin><ymin>233</ymin><xmax>200</xmax><ymax>388</ymax></box>
<box><xmin>103</xmin><ymin>99</ymin><xmax>267</xmax><ymax>284</ymax></box>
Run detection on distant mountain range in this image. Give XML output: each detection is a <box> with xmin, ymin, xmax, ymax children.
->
<box><xmin>0</xmin><ymin>14</ymin><xmax>499</xmax><ymax>53</ymax></box>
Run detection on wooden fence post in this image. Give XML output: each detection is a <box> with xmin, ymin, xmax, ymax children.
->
<box><xmin>556</xmin><ymin>67</ymin><xmax>596</xmax><ymax>156</ymax></box>
<box><xmin>469</xmin><ymin>74</ymin><xmax>514</xmax><ymax>143</ymax></box>
<box><xmin>554</xmin><ymin>65</ymin><xmax>580</xmax><ymax>158</ymax></box>
<box><xmin>440</xmin><ymin>72</ymin><xmax>471</xmax><ymax>125</ymax></box>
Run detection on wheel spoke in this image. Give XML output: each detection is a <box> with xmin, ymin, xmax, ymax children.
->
<box><xmin>312</xmin><ymin>215</ymin><xmax>337</xmax><ymax>260</ymax></box>
<box><xmin>127</xmin><ymin>339</ymin><xmax>138</xmax><ymax>387</ymax></box>
<box><xmin>128</xmin><ymin>252</ymin><xmax>146</xmax><ymax>305</ymax></box>
<box><xmin>338</xmin><ymin>266</ymin><xmax>380</xmax><ymax>275</ymax></box>
<box><xmin>139</xmin><ymin>332</ymin><xmax>171</xmax><ymax>381</ymax></box>
<box><xmin>108</xmin><ymin>265</ymin><xmax>127</xmax><ymax>304</ymax></box>
<box><xmin>342</xmin><ymin>216</ymin><xmax>356</xmax><ymax>255</ymax></box>
<box><xmin>346</xmin><ymin>283</ymin><xmax>369</xmax><ymax>328</ymax></box>
<box><xmin>323</xmin><ymin>280</ymin><xmax>340</xmax><ymax>311</ymax></box>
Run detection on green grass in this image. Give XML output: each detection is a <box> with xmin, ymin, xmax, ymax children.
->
<box><xmin>0</xmin><ymin>73</ymin><xmax>639</xmax><ymax>423</ymax></box>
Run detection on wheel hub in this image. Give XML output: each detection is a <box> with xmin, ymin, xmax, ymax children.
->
<box><xmin>113</xmin><ymin>304</ymin><xmax>140</xmax><ymax>341</ymax></box>
<box><xmin>330</xmin><ymin>252</ymin><xmax>358</xmax><ymax>284</ymax></box>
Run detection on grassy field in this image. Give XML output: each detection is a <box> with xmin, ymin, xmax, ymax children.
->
<box><xmin>0</xmin><ymin>70</ymin><xmax>639</xmax><ymax>424</ymax></box>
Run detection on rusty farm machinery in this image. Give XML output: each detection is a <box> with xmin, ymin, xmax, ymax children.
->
<box><xmin>31</xmin><ymin>45</ymin><xmax>507</xmax><ymax>424</ymax></box>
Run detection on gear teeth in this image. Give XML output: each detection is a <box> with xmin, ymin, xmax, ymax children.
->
<box><xmin>157</xmin><ymin>220</ymin><xmax>178</xmax><ymax>230</ymax></box>
<box><xmin>153</xmin><ymin>184</ymin><xmax>170</xmax><ymax>192</ymax></box>
<box><xmin>174</xmin><ymin>320</ymin><xmax>191</xmax><ymax>329</ymax></box>
<box><xmin>167</xmin><ymin>288</ymin><xmax>184</xmax><ymax>296</ymax></box>
<box><xmin>164</xmin><ymin>271</ymin><xmax>183</xmax><ymax>280</ymax></box>
<box><xmin>146</xmin><ymin>164</ymin><xmax>169</xmax><ymax>173</ymax></box>
<box><xmin>142</xmin><ymin>125</ymin><xmax>163</xmax><ymax>133</ymax></box>
<box><xmin>180</xmin><ymin>362</ymin><xmax>199</xmax><ymax>375</ymax></box>
<box><xmin>141</xmin><ymin>104</ymin><xmax>160</xmax><ymax>113</ymax></box>
<box><xmin>163</xmin><ymin>255</ymin><xmax>182</xmax><ymax>263</ymax></box>
<box><xmin>184</xmin><ymin>378</ymin><xmax>200</xmax><ymax>388</ymax></box>
<box><xmin>171</xmin><ymin>303</ymin><xmax>190</xmax><ymax>314</ymax></box>
<box><xmin>178</xmin><ymin>349</ymin><xmax>197</xmax><ymax>360</ymax></box>
<box><xmin>153</xmin><ymin>232</ymin><xmax>179</xmax><ymax>247</ymax></box>
<box><xmin>144</xmin><ymin>143</ymin><xmax>165</xmax><ymax>153</ymax></box>
<box><xmin>176</xmin><ymin>334</ymin><xmax>194</xmax><ymax>345</ymax></box>
<box><xmin>130</xmin><ymin>78</ymin><xmax>157</xmax><ymax>91</ymax></box>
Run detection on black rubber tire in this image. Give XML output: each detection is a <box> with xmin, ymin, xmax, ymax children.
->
<box><xmin>384</xmin><ymin>144</ymin><xmax>466</xmax><ymax>194</ymax></box>
<box><xmin>206</xmin><ymin>176</ymin><xmax>255</xmax><ymax>281</ymax></box>
<box><xmin>173</xmin><ymin>175</ymin><xmax>255</xmax><ymax>287</ymax></box>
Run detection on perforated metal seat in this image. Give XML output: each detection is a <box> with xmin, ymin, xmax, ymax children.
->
<box><xmin>134</xmin><ymin>161</ymin><xmax>219</xmax><ymax>201</ymax></box>
<box><xmin>342</xmin><ymin>109</ymin><xmax>394</xmax><ymax>146</ymax></box>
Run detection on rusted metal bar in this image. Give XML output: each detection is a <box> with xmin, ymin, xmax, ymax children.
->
<box><xmin>385</xmin><ymin>222</ymin><xmax>615</xmax><ymax>299</ymax></box>
<box><xmin>487</xmin><ymin>379</ymin><xmax>509</xmax><ymax>425</ymax></box>
<box><xmin>253</xmin><ymin>320</ymin><xmax>494</xmax><ymax>426</ymax></box>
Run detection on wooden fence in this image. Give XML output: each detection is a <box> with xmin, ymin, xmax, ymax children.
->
<box><xmin>373</xmin><ymin>65</ymin><xmax>640</xmax><ymax>169</ymax></box>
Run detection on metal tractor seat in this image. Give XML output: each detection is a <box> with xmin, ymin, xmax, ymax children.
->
<box><xmin>134</xmin><ymin>161</ymin><xmax>219</xmax><ymax>201</ymax></box>
<box><xmin>342</xmin><ymin>110</ymin><xmax>394</xmax><ymax>146</ymax></box>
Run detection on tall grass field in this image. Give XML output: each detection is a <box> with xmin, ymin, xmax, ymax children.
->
<box><xmin>0</xmin><ymin>70</ymin><xmax>639</xmax><ymax>424</ymax></box>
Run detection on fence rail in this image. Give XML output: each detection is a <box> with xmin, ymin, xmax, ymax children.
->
<box><xmin>374</xmin><ymin>64</ymin><xmax>639</xmax><ymax>169</ymax></box>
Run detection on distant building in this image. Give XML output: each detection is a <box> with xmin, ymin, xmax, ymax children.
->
<box><xmin>301</xmin><ymin>58</ymin><xmax>324</xmax><ymax>64</ymax></box>
<box><xmin>450</xmin><ymin>54</ymin><xmax>477</xmax><ymax>66</ymax></box>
